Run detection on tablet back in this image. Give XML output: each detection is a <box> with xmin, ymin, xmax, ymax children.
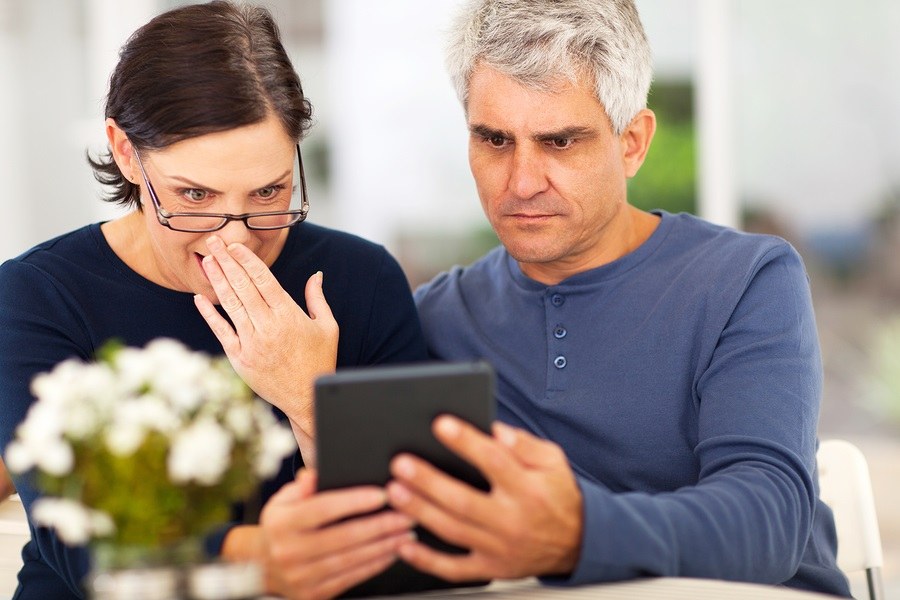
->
<box><xmin>314</xmin><ymin>361</ymin><xmax>495</xmax><ymax>597</ymax></box>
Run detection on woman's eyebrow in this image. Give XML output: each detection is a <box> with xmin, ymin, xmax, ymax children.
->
<box><xmin>166</xmin><ymin>168</ymin><xmax>292</xmax><ymax>193</ymax></box>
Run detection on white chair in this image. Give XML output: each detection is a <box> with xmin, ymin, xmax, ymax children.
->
<box><xmin>817</xmin><ymin>439</ymin><xmax>885</xmax><ymax>600</ymax></box>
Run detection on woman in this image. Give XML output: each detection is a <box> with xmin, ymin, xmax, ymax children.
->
<box><xmin>0</xmin><ymin>2</ymin><xmax>425</xmax><ymax>598</ymax></box>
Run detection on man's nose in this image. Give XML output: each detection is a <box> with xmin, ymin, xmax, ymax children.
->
<box><xmin>508</xmin><ymin>145</ymin><xmax>550</xmax><ymax>200</ymax></box>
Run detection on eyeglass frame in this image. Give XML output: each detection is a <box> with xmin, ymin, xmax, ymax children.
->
<box><xmin>132</xmin><ymin>144</ymin><xmax>310</xmax><ymax>233</ymax></box>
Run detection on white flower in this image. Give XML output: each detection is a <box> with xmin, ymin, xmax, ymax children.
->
<box><xmin>254</xmin><ymin>425</ymin><xmax>297</xmax><ymax>478</ymax></box>
<box><xmin>37</xmin><ymin>440</ymin><xmax>75</xmax><ymax>476</ymax></box>
<box><xmin>62</xmin><ymin>404</ymin><xmax>101</xmax><ymax>441</ymax></box>
<box><xmin>7</xmin><ymin>337</ymin><xmax>298</xmax><ymax>548</ymax></box>
<box><xmin>90</xmin><ymin>511</ymin><xmax>116</xmax><ymax>538</ymax></box>
<box><xmin>4</xmin><ymin>440</ymin><xmax>34</xmax><ymax>473</ymax></box>
<box><xmin>16</xmin><ymin>400</ymin><xmax>65</xmax><ymax>448</ymax></box>
<box><xmin>224</xmin><ymin>404</ymin><xmax>253</xmax><ymax>440</ymax></box>
<box><xmin>31</xmin><ymin>498</ymin><xmax>114</xmax><ymax>545</ymax></box>
<box><xmin>168</xmin><ymin>418</ymin><xmax>233</xmax><ymax>485</ymax></box>
<box><xmin>30</xmin><ymin>359</ymin><xmax>86</xmax><ymax>406</ymax></box>
<box><xmin>104</xmin><ymin>395</ymin><xmax>182</xmax><ymax>456</ymax></box>
<box><xmin>105</xmin><ymin>424</ymin><xmax>146</xmax><ymax>457</ymax></box>
<box><xmin>113</xmin><ymin>346</ymin><xmax>158</xmax><ymax>393</ymax></box>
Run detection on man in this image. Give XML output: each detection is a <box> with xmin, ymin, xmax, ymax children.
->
<box><xmin>385</xmin><ymin>0</ymin><xmax>852</xmax><ymax>596</ymax></box>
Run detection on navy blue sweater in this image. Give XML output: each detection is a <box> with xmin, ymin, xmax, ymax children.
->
<box><xmin>0</xmin><ymin>221</ymin><xmax>428</xmax><ymax>599</ymax></box>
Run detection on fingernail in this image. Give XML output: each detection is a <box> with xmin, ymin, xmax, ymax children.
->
<box><xmin>392</xmin><ymin>456</ymin><xmax>415</xmax><ymax>478</ymax></box>
<box><xmin>435</xmin><ymin>415</ymin><xmax>461</xmax><ymax>438</ymax></box>
<box><xmin>495</xmin><ymin>422</ymin><xmax>516</xmax><ymax>447</ymax></box>
<box><xmin>387</xmin><ymin>482</ymin><xmax>411</xmax><ymax>505</ymax></box>
<box><xmin>206</xmin><ymin>235</ymin><xmax>223</xmax><ymax>250</ymax></box>
<box><xmin>315</xmin><ymin>271</ymin><xmax>323</xmax><ymax>285</ymax></box>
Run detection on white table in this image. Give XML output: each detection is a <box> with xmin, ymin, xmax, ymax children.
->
<box><xmin>355</xmin><ymin>577</ymin><xmax>839</xmax><ymax>599</ymax></box>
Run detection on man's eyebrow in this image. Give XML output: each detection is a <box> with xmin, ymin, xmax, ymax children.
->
<box><xmin>468</xmin><ymin>123</ymin><xmax>599</xmax><ymax>142</ymax></box>
<box><xmin>532</xmin><ymin>126</ymin><xmax>597</xmax><ymax>142</ymax></box>
<box><xmin>469</xmin><ymin>123</ymin><xmax>510</xmax><ymax>139</ymax></box>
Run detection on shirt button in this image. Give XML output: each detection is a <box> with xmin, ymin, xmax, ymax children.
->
<box><xmin>553</xmin><ymin>326</ymin><xmax>567</xmax><ymax>339</ymax></box>
<box><xmin>551</xmin><ymin>293</ymin><xmax>565</xmax><ymax>307</ymax></box>
<box><xmin>553</xmin><ymin>355</ymin><xmax>567</xmax><ymax>369</ymax></box>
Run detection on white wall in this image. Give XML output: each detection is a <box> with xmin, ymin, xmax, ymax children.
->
<box><xmin>2</xmin><ymin>0</ymin><xmax>900</xmax><ymax>260</ymax></box>
<box><xmin>324</xmin><ymin>0</ymin><xmax>478</xmax><ymax>250</ymax></box>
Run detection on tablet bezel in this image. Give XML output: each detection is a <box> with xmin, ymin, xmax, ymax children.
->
<box><xmin>314</xmin><ymin>360</ymin><xmax>495</xmax><ymax>493</ymax></box>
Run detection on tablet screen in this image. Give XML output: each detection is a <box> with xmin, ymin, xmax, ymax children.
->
<box><xmin>315</xmin><ymin>360</ymin><xmax>494</xmax><ymax>492</ymax></box>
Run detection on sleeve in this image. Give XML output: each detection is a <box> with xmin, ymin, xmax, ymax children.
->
<box><xmin>550</xmin><ymin>245</ymin><xmax>824</xmax><ymax>586</ymax></box>
<box><xmin>356</xmin><ymin>248</ymin><xmax>429</xmax><ymax>366</ymax></box>
<box><xmin>0</xmin><ymin>260</ymin><xmax>93</xmax><ymax>597</ymax></box>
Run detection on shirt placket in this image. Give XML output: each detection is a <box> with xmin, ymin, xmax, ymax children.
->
<box><xmin>546</xmin><ymin>289</ymin><xmax>569</xmax><ymax>392</ymax></box>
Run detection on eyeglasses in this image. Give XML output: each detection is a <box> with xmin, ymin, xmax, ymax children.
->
<box><xmin>132</xmin><ymin>145</ymin><xmax>309</xmax><ymax>233</ymax></box>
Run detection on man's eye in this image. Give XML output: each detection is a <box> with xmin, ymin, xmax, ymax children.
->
<box><xmin>550</xmin><ymin>138</ymin><xmax>573</xmax><ymax>149</ymax></box>
<box><xmin>483</xmin><ymin>135</ymin><xmax>507</xmax><ymax>148</ymax></box>
<box><xmin>184</xmin><ymin>189</ymin><xmax>207</xmax><ymax>202</ymax></box>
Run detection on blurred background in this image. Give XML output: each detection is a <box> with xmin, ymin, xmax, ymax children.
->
<box><xmin>0</xmin><ymin>1</ymin><xmax>897</xmax><ymax>597</ymax></box>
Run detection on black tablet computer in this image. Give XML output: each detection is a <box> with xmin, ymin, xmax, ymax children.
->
<box><xmin>314</xmin><ymin>361</ymin><xmax>496</xmax><ymax>598</ymax></box>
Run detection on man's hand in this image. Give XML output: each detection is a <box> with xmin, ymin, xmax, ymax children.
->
<box><xmin>258</xmin><ymin>469</ymin><xmax>415</xmax><ymax>600</ymax></box>
<box><xmin>194</xmin><ymin>236</ymin><xmax>338</xmax><ymax>445</ymax></box>
<box><xmin>386</xmin><ymin>416</ymin><xmax>583</xmax><ymax>582</ymax></box>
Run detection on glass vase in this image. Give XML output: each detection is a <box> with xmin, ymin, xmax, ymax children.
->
<box><xmin>86</xmin><ymin>538</ymin><xmax>204</xmax><ymax>600</ymax></box>
<box><xmin>86</xmin><ymin>538</ymin><xmax>264</xmax><ymax>600</ymax></box>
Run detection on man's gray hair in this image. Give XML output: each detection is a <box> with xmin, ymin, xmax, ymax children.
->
<box><xmin>446</xmin><ymin>0</ymin><xmax>653</xmax><ymax>135</ymax></box>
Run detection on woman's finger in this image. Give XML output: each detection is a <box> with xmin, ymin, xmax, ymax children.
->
<box><xmin>193</xmin><ymin>293</ymin><xmax>241</xmax><ymax>356</ymax></box>
<box><xmin>225</xmin><ymin>241</ymin><xmax>294</xmax><ymax>313</ymax></box>
<box><xmin>204</xmin><ymin>236</ymin><xmax>266</xmax><ymax>326</ymax></box>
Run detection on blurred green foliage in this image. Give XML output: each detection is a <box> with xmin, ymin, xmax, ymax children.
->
<box><xmin>867</xmin><ymin>315</ymin><xmax>900</xmax><ymax>423</ymax></box>
<box><xmin>628</xmin><ymin>80</ymin><xmax>697</xmax><ymax>215</ymax></box>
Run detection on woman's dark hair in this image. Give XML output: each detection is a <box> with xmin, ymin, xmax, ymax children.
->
<box><xmin>88</xmin><ymin>0</ymin><xmax>313</xmax><ymax>209</ymax></box>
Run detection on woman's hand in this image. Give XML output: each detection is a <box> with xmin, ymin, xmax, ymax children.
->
<box><xmin>259</xmin><ymin>470</ymin><xmax>415</xmax><ymax>600</ymax></box>
<box><xmin>194</xmin><ymin>236</ymin><xmax>338</xmax><ymax>450</ymax></box>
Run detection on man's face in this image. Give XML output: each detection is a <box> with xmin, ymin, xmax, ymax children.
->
<box><xmin>466</xmin><ymin>64</ymin><xmax>653</xmax><ymax>284</ymax></box>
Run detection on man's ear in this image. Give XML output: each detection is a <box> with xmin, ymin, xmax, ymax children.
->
<box><xmin>105</xmin><ymin>118</ymin><xmax>137</xmax><ymax>183</ymax></box>
<box><xmin>620</xmin><ymin>109</ymin><xmax>656</xmax><ymax>178</ymax></box>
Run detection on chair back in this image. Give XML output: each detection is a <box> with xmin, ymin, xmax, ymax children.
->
<box><xmin>817</xmin><ymin>439</ymin><xmax>885</xmax><ymax>600</ymax></box>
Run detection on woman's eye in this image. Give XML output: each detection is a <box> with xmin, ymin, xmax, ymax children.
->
<box><xmin>184</xmin><ymin>189</ymin><xmax>207</xmax><ymax>202</ymax></box>
<box><xmin>257</xmin><ymin>186</ymin><xmax>279</xmax><ymax>199</ymax></box>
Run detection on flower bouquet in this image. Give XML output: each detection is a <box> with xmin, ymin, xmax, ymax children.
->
<box><xmin>4</xmin><ymin>338</ymin><xmax>296</xmax><ymax>576</ymax></box>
